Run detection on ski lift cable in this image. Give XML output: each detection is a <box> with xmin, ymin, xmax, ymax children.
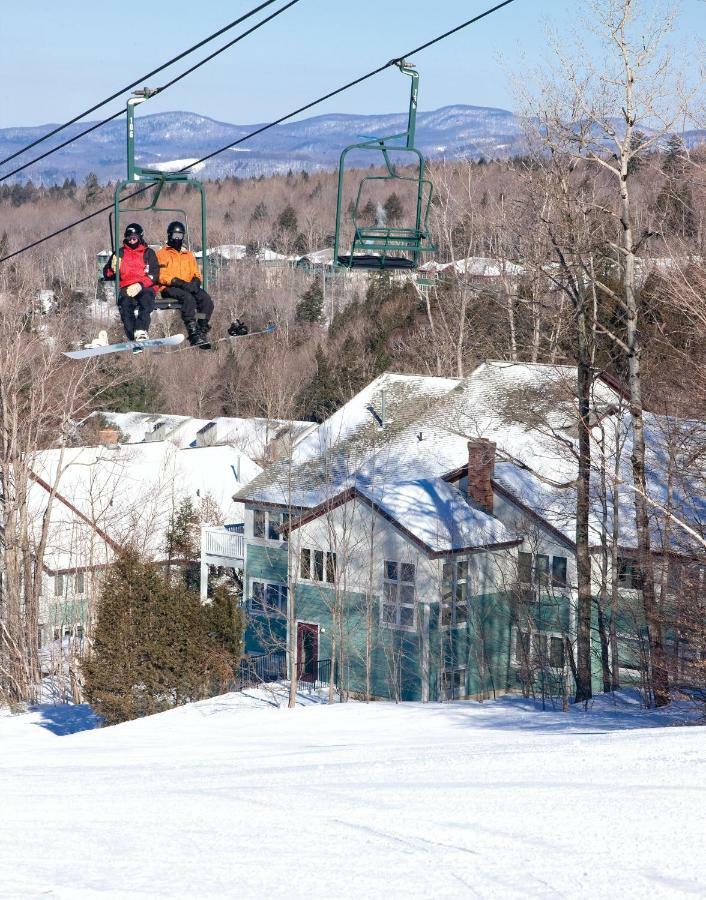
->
<box><xmin>188</xmin><ymin>0</ymin><xmax>520</xmax><ymax>172</ymax></box>
<box><xmin>0</xmin><ymin>0</ymin><xmax>519</xmax><ymax>266</ymax></box>
<box><xmin>0</xmin><ymin>0</ymin><xmax>288</xmax><ymax>173</ymax></box>
<box><xmin>0</xmin><ymin>0</ymin><xmax>304</xmax><ymax>183</ymax></box>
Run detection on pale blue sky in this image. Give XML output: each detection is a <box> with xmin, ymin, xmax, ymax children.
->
<box><xmin>0</xmin><ymin>0</ymin><xmax>703</xmax><ymax>128</ymax></box>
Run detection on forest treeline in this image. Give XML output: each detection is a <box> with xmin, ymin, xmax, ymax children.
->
<box><xmin>1</xmin><ymin>134</ymin><xmax>704</xmax><ymax>427</ymax></box>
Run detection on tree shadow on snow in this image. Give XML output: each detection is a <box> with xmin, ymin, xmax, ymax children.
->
<box><xmin>33</xmin><ymin>704</ymin><xmax>102</xmax><ymax>735</ymax></box>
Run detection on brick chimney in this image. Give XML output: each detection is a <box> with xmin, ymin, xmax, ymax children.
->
<box><xmin>467</xmin><ymin>439</ymin><xmax>496</xmax><ymax>513</ymax></box>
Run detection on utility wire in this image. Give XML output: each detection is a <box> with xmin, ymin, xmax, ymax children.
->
<box><xmin>0</xmin><ymin>0</ymin><xmax>284</xmax><ymax>171</ymax></box>
<box><xmin>0</xmin><ymin>0</ymin><xmax>302</xmax><ymax>183</ymax></box>
<box><xmin>0</xmin><ymin>0</ymin><xmax>519</xmax><ymax>265</ymax></box>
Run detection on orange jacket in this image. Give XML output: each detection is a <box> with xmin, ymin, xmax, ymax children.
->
<box><xmin>156</xmin><ymin>246</ymin><xmax>202</xmax><ymax>289</ymax></box>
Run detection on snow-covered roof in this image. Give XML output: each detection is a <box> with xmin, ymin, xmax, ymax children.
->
<box><xmin>298</xmin><ymin>247</ymin><xmax>334</xmax><ymax>265</ymax></box>
<box><xmin>357</xmin><ymin>478</ymin><xmax>518</xmax><ymax>553</ymax></box>
<box><xmin>85</xmin><ymin>411</ymin><xmax>313</xmax><ymax>461</ymax></box>
<box><xmin>238</xmin><ymin>361</ymin><xmax>706</xmax><ymax>555</ymax></box>
<box><xmin>90</xmin><ymin>412</ymin><xmax>190</xmax><ymax>444</ymax></box>
<box><xmin>194</xmin><ymin>416</ymin><xmax>315</xmax><ymax>460</ymax></box>
<box><xmin>418</xmin><ymin>257</ymin><xmax>524</xmax><ymax>278</ymax></box>
<box><xmin>27</xmin><ymin>442</ymin><xmax>259</xmax><ymax>571</ymax></box>
<box><xmin>195</xmin><ymin>244</ymin><xmax>247</xmax><ymax>261</ymax></box>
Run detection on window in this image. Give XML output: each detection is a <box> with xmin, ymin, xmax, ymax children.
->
<box><xmin>75</xmin><ymin>624</ymin><xmax>85</xmax><ymax>641</ymax></box>
<box><xmin>618</xmin><ymin>557</ymin><xmax>642</xmax><ymax>590</ymax></box>
<box><xmin>250</xmin><ymin>579</ymin><xmax>288</xmax><ymax>615</ymax></box>
<box><xmin>54</xmin><ymin>574</ymin><xmax>64</xmax><ymax>597</ymax></box>
<box><xmin>268</xmin><ymin>513</ymin><xmax>284</xmax><ymax>541</ymax></box>
<box><xmin>326</xmin><ymin>552</ymin><xmax>337</xmax><ymax>584</ymax></box>
<box><xmin>382</xmin><ymin>560</ymin><xmax>416</xmax><ymax>629</ymax></box>
<box><xmin>252</xmin><ymin>509</ymin><xmax>288</xmax><ymax>542</ymax></box>
<box><xmin>518</xmin><ymin>552</ymin><xmax>569</xmax><ymax>593</ymax></box>
<box><xmin>552</xmin><ymin>556</ymin><xmax>567</xmax><ymax>586</ymax></box>
<box><xmin>441</xmin><ymin>559</ymin><xmax>469</xmax><ymax>627</ymax></box>
<box><xmin>300</xmin><ymin>547</ymin><xmax>337</xmax><ymax>584</ymax></box>
<box><xmin>313</xmin><ymin>550</ymin><xmax>324</xmax><ymax>582</ymax></box>
<box><xmin>536</xmin><ymin>554</ymin><xmax>550</xmax><ymax>584</ymax></box>
<box><xmin>53</xmin><ymin>627</ymin><xmax>61</xmax><ymax>641</ymax></box>
<box><xmin>300</xmin><ymin>548</ymin><xmax>311</xmax><ymax>579</ymax></box>
<box><xmin>514</xmin><ymin>628</ymin><xmax>566</xmax><ymax>670</ymax></box>
<box><xmin>518</xmin><ymin>551</ymin><xmax>533</xmax><ymax>584</ymax></box>
<box><xmin>75</xmin><ymin>571</ymin><xmax>85</xmax><ymax>594</ymax></box>
<box><xmin>549</xmin><ymin>635</ymin><xmax>565</xmax><ymax>669</ymax></box>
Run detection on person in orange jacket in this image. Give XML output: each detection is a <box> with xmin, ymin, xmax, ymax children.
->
<box><xmin>156</xmin><ymin>221</ymin><xmax>214</xmax><ymax>348</ymax></box>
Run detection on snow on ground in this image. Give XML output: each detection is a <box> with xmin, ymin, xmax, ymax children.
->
<box><xmin>1</xmin><ymin>690</ymin><xmax>704</xmax><ymax>899</ymax></box>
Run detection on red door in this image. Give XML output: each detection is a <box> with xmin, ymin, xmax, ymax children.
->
<box><xmin>297</xmin><ymin>622</ymin><xmax>319</xmax><ymax>683</ymax></box>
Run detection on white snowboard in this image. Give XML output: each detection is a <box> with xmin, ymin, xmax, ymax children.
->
<box><xmin>63</xmin><ymin>334</ymin><xmax>185</xmax><ymax>360</ymax></box>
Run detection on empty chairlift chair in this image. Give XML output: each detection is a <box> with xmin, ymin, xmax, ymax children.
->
<box><xmin>333</xmin><ymin>61</ymin><xmax>436</xmax><ymax>271</ymax></box>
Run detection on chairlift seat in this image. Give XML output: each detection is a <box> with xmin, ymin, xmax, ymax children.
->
<box><xmin>337</xmin><ymin>225</ymin><xmax>434</xmax><ymax>270</ymax></box>
<box><xmin>154</xmin><ymin>296</ymin><xmax>184</xmax><ymax>311</ymax></box>
<box><xmin>337</xmin><ymin>254</ymin><xmax>417</xmax><ymax>270</ymax></box>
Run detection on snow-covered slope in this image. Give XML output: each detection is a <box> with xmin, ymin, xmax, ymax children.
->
<box><xmin>1</xmin><ymin>692</ymin><xmax>703</xmax><ymax>898</ymax></box>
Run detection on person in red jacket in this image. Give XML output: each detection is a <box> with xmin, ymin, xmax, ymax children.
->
<box><xmin>103</xmin><ymin>223</ymin><xmax>159</xmax><ymax>342</ymax></box>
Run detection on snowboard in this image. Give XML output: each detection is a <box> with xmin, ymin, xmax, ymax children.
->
<box><xmin>169</xmin><ymin>322</ymin><xmax>277</xmax><ymax>354</ymax></box>
<box><xmin>63</xmin><ymin>333</ymin><xmax>185</xmax><ymax>360</ymax></box>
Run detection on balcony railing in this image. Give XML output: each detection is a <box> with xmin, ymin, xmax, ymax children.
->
<box><xmin>202</xmin><ymin>526</ymin><xmax>245</xmax><ymax>562</ymax></box>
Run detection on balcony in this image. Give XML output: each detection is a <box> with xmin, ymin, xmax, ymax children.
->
<box><xmin>200</xmin><ymin>525</ymin><xmax>245</xmax><ymax>601</ymax></box>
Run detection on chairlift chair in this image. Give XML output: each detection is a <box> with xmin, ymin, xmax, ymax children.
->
<box><xmin>107</xmin><ymin>88</ymin><xmax>208</xmax><ymax>311</ymax></box>
<box><xmin>333</xmin><ymin>61</ymin><xmax>436</xmax><ymax>271</ymax></box>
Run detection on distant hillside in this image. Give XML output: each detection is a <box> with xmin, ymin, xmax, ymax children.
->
<box><xmin>0</xmin><ymin>105</ymin><xmax>529</xmax><ymax>185</ymax></box>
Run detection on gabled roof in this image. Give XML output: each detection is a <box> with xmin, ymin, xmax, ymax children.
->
<box><xmin>357</xmin><ymin>478</ymin><xmax>519</xmax><ymax>555</ymax></box>
<box><xmin>27</xmin><ymin>442</ymin><xmax>256</xmax><ymax>571</ymax></box>
<box><xmin>237</xmin><ymin>361</ymin><xmax>706</xmax><ymax>555</ymax></box>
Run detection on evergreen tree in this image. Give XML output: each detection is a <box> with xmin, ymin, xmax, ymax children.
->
<box><xmin>383</xmin><ymin>192</ymin><xmax>403</xmax><ymax>224</ymax></box>
<box><xmin>83</xmin><ymin>550</ymin><xmax>243</xmax><ymax>725</ymax></box>
<box><xmin>360</xmin><ymin>199</ymin><xmax>377</xmax><ymax>222</ymax></box>
<box><xmin>293</xmin><ymin>232</ymin><xmax>309</xmax><ymax>255</ymax></box>
<box><xmin>277</xmin><ymin>204</ymin><xmax>298</xmax><ymax>232</ymax></box>
<box><xmin>295</xmin><ymin>275</ymin><xmax>324</xmax><ymax>323</ymax></box>
<box><xmin>296</xmin><ymin>345</ymin><xmax>339</xmax><ymax>421</ymax></box>
<box><xmin>250</xmin><ymin>201</ymin><xmax>268</xmax><ymax>222</ymax></box>
<box><xmin>84</xmin><ymin>172</ymin><xmax>99</xmax><ymax>204</ymax></box>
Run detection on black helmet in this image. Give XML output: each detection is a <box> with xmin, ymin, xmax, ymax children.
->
<box><xmin>124</xmin><ymin>223</ymin><xmax>144</xmax><ymax>241</ymax></box>
<box><xmin>167</xmin><ymin>220</ymin><xmax>186</xmax><ymax>239</ymax></box>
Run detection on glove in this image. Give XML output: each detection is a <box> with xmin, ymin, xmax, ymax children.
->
<box><xmin>125</xmin><ymin>283</ymin><xmax>141</xmax><ymax>298</ymax></box>
<box><xmin>110</xmin><ymin>254</ymin><xmax>117</xmax><ymax>270</ymax></box>
<box><xmin>170</xmin><ymin>277</ymin><xmax>187</xmax><ymax>289</ymax></box>
<box><xmin>187</xmin><ymin>277</ymin><xmax>201</xmax><ymax>294</ymax></box>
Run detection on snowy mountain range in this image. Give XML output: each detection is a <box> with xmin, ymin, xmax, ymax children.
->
<box><xmin>0</xmin><ymin>105</ymin><xmax>528</xmax><ymax>184</ymax></box>
<box><xmin>3</xmin><ymin>106</ymin><xmax>703</xmax><ymax>186</ymax></box>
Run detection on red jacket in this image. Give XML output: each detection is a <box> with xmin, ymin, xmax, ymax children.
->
<box><xmin>103</xmin><ymin>242</ymin><xmax>159</xmax><ymax>290</ymax></box>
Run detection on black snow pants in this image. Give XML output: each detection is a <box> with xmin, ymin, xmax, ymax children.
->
<box><xmin>160</xmin><ymin>285</ymin><xmax>214</xmax><ymax>324</ymax></box>
<box><xmin>118</xmin><ymin>287</ymin><xmax>155</xmax><ymax>339</ymax></box>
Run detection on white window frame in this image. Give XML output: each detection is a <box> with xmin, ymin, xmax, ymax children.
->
<box><xmin>249</xmin><ymin>578</ymin><xmax>288</xmax><ymax>616</ymax></box>
<box><xmin>513</xmin><ymin>627</ymin><xmax>566</xmax><ymax>671</ymax></box>
<box><xmin>441</xmin><ymin>558</ymin><xmax>470</xmax><ymax>628</ymax></box>
<box><xmin>381</xmin><ymin>560</ymin><xmax>416</xmax><ymax>631</ymax></box>
<box><xmin>252</xmin><ymin>508</ymin><xmax>287</xmax><ymax>542</ymax></box>
<box><xmin>299</xmin><ymin>546</ymin><xmax>337</xmax><ymax>585</ymax></box>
